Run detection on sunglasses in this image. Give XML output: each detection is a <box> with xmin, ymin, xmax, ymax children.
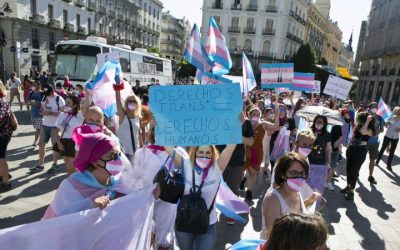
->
<box><xmin>286</xmin><ymin>170</ymin><xmax>307</xmax><ymax>179</ymax></box>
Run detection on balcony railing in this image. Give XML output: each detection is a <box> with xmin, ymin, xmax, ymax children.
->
<box><xmin>286</xmin><ymin>32</ymin><xmax>303</xmax><ymax>44</ymax></box>
<box><xmin>289</xmin><ymin>10</ymin><xmax>306</xmax><ymax>26</ymax></box>
<box><xmin>161</xmin><ymin>28</ymin><xmax>177</xmax><ymax>33</ymax></box>
<box><xmin>228</xmin><ymin>26</ymin><xmax>240</xmax><ymax>33</ymax></box>
<box><xmin>231</xmin><ymin>4</ymin><xmax>242</xmax><ymax>10</ymax></box>
<box><xmin>109</xmin><ymin>10</ymin><xmax>115</xmax><ymax>18</ymax></box>
<box><xmin>49</xmin><ymin>18</ymin><xmax>61</xmax><ymax>28</ymax></box>
<box><xmin>75</xmin><ymin>0</ymin><xmax>85</xmax><ymax>7</ymax></box>
<box><xmin>125</xmin><ymin>16</ymin><xmax>131</xmax><ymax>24</ymax></box>
<box><xmin>247</xmin><ymin>4</ymin><xmax>257</xmax><ymax>11</ymax></box>
<box><xmin>98</xmin><ymin>5</ymin><xmax>106</xmax><ymax>14</ymax></box>
<box><xmin>263</xmin><ymin>28</ymin><xmax>275</xmax><ymax>35</ymax></box>
<box><xmin>62</xmin><ymin>0</ymin><xmax>73</xmax><ymax>3</ymax></box>
<box><xmin>389</xmin><ymin>68</ymin><xmax>396</xmax><ymax>75</ymax></box>
<box><xmin>243</xmin><ymin>27</ymin><xmax>256</xmax><ymax>34</ymax></box>
<box><xmin>33</xmin><ymin>13</ymin><xmax>46</xmax><ymax>24</ymax></box>
<box><xmin>258</xmin><ymin>52</ymin><xmax>275</xmax><ymax>58</ymax></box>
<box><xmin>381</xmin><ymin>69</ymin><xmax>387</xmax><ymax>75</ymax></box>
<box><xmin>87</xmin><ymin>1</ymin><xmax>96</xmax><ymax>11</ymax></box>
<box><xmin>266</xmin><ymin>5</ymin><xmax>277</xmax><ymax>12</ymax></box>
<box><xmin>212</xmin><ymin>2</ymin><xmax>223</xmax><ymax>9</ymax></box>
<box><xmin>117</xmin><ymin>13</ymin><xmax>124</xmax><ymax>21</ymax></box>
<box><xmin>372</xmin><ymin>70</ymin><xmax>378</xmax><ymax>76</ymax></box>
<box><xmin>64</xmin><ymin>23</ymin><xmax>74</xmax><ymax>32</ymax></box>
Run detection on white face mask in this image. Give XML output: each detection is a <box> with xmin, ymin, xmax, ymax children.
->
<box><xmin>298</xmin><ymin>147</ymin><xmax>312</xmax><ymax>157</ymax></box>
<box><xmin>287</xmin><ymin>178</ymin><xmax>305</xmax><ymax>192</ymax></box>
<box><xmin>63</xmin><ymin>106</ymin><xmax>72</xmax><ymax>113</ymax></box>
<box><xmin>370</xmin><ymin>108</ymin><xmax>377</xmax><ymax>114</ymax></box>
<box><xmin>251</xmin><ymin>116</ymin><xmax>260</xmax><ymax>123</ymax></box>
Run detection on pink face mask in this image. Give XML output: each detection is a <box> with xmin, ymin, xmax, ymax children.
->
<box><xmin>195</xmin><ymin>157</ymin><xmax>212</xmax><ymax>169</ymax></box>
<box><xmin>127</xmin><ymin>103</ymin><xmax>136</xmax><ymax>111</ymax></box>
<box><xmin>298</xmin><ymin>147</ymin><xmax>312</xmax><ymax>157</ymax></box>
<box><xmin>287</xmin><ymin>178</ymin><xmax>305</xmax><ymax>192</ymax></box>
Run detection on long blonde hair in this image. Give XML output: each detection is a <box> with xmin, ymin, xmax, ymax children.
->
<box><xmin>0</xmin><ymin>81</ymin><xmax>6</xmax><ymax>96</ymax></box>
<box><xmin>125</xmin><ymin>94</ymin><xmax>142</xmax><ymax>118</ymax></box>
<box><xmin>188</xmin><ymin>146</ymin><xmax>220</xmax><ymax>168</ymax></box>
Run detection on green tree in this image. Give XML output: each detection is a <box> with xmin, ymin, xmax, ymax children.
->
<box><xmin>148</xmin><ymin>47</ymin><xmax>162</xmax><ymax>57</ymax></box>
<box><xmin>293</xmin><ymin>43</ymin><xmax>317</xmax><ymax>73</ymax></box>
<box><xmin>176</xmin><ymin>59</ymin><xmax>196</xmax><ymax>78</ymax></box>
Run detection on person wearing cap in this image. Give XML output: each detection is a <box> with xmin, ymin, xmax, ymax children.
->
<box><xmin>42</xmin><ymin>129</ymin><xmax>139</xmax><ymax>219</ymax></box>
<box><xmin>366</xmin><ymin>102</ymin><xmax>385</xmax><ymax>185</ymax></box>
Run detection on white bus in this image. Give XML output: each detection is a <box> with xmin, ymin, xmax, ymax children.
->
<box><xmin>53</xmin><ymin>36</ymin><xmax>172</xmax><ymax>86</ymax></box>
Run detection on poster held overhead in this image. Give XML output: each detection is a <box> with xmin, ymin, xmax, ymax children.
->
<box><xmin>323</xmin><ymin>75</ymin><xmax>353</xmax><ymax>100</ymax></box>
<box><xmin>261</xmin><ymin>63</ymin><xmax>294</xmax><ymax>89</ymax></box>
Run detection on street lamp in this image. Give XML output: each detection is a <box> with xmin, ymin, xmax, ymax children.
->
<box><xmin>0</xmin><ymin>2</ymin><xmax>12</xmax><ymax>82</ymax></box>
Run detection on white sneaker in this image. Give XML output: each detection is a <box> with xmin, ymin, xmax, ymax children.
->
<box><xmin>325</xmin><ymin>182</ymin><xmax>335</xmax><ymax>191</ymax></box>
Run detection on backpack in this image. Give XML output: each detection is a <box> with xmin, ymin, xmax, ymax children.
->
<box><xmin>175</xmin><ymin>168</ymin><xmax>218</xmax><ymax>234</ymax></box>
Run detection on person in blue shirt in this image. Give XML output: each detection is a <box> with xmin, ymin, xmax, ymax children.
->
<box><xmin>367</xmin><ymin>102</ymin><xmax>385</xmax><ymax>184</ymax></box>
<box><xmin>29</xmin><ymin>81</ymin><xmax>44</xmax><ymax>146</ymax></box>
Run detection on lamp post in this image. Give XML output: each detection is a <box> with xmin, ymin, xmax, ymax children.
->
<box><xmin>0</xmin><ymin>2</ymin><xmax>12</xmax><ymax>83</ymax></box>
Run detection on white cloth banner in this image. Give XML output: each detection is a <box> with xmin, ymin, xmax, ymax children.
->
<box><xmin>323</xmin><ymin>75</ymin><xmax>353</xmax><ymax>100</ymax></box>
<box><xmin>0</xmin><ymin>187</ymin><xmax>154</xmax><ymax>250</ymax></box>
<box><xmin>313</xmin><ymin>80</ymin><xmax>321</xmax><ymax>94</ymax></box>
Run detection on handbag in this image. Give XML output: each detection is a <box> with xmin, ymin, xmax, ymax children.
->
<box><xmin>153</xmin><ymin>150</ymin><xmax>185</xmax><ymax>204</ymax></box>
<box><xmin>53</xmin><ymin>114</ymin><xmax>73</xmax><ymax>152</ymax></box>
<box><xmin>175</xmin><ymin>168</ymin><xmax>219</xmax><ymax>234</ymax></box>
<box><xmin>9</xmin><ymin>108</ymin><xmax>18</xmax><ymax>131</ymax></box>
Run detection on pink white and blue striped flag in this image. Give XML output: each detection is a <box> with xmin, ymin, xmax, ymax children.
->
<box><xmin>184</xmin><ymin>24</ymin><xmax>214</xmax><ymax>73</ymax></box>
<box><xmin>216</xmin><ymin>179</ymin><xmax>249</xmax><ymax>223</ymax></box>
<box><xmin>290</xmin><ymin>72</ymin><xmax>315</xmax><ymax>91</ymax></box>
<box><xmin>86</xmin><ymin>60</ymin><xmax>132</xmax><ymax>118</ymax></box>
<box><xmin>242</xmin><ymin>52</ymin><xmax>257</xmax><ymax>96</ymax></box>
<box><xmin>205</xmin><ymin>17</ymin><xmax>232</xmax><ymax>75</ymax></box>
<box><xmin>377</xmin><ymin>97</ymin><xmax>392</xmax><ymax>122</ymax></box>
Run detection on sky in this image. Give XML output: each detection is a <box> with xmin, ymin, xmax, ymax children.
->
<box><xmin>162</xmin><ymin>0</ymin><xmax>372</xmax><ymax>52</ymax></box>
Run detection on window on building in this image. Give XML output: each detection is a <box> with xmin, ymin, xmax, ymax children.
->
<box><xmin>263</xmin><ymin>40</ymin><xmax>271</xmax><ymax>52</ymax></box>
<box><xmin>229</xmin><ymin>38</ymin><xmax>237</xmax><ymax>50</ymax></box>
<box><xmin>88</xmin><ymin>18</ymin><xmax>91</xmax><ymax>33</ymax></box>
<box><xmin>249</xmin><ymin>0</ymin><xmax>256</xmax><ymax>6</ymax></box>
<box><xmin>63</xmin><ymin>10</ymin><xmax>68</xmax><ymax>25</ymax></box>
<box><xmin>231</xmin><ymin>17</ymin><xmax>239</xmax><ymax>27</ymax></box>
<box><xmin>48</xmin><ymin>4</ymin><xmax>53</xmax><ymax>19</ymax></box>
<box><xmin>49</xmin><ymin>32</ymin><xmax>55</xmax><ymax>51</ymax></box>
<box><xmin>144</xmin><ymin>3</ymin><xmax>147</xmax><ymax>12</ymax></box>
<box><xmin>31</xmin><ymin>0</ymin><xmax>37</xmax><ymax>15</ymax></box>
<box><xmin>244</xmin><ymin>39</ymin><xmax>252</xmax><ymax>51</ymax></box>
<box><xmin>246</xmin><ymin>18</ymin><xmax>254</xmax><ymax>29</ymax></box>
<box><xmin>76</xmin><ymin>14</ymin><xmax>81</xmax><ymax>28</ymax></box>
<box><xmin>266</xmin><ymin>19</ymin><xmax>273</xmax><ymax>30</ymax></box>
<box><xmin>149</xmin><ymin>6</ymin><xmax>151</xmax><ymax>14</ymax></box>
<box><xmin>32</xmin><ymin>28</ymin><xmax>39</xmax><ymax>49</ymax></box>
<box><xmin>269</xmin><ymin>0</ymin><xmax>276</xmax><ymax>6</ymax></box>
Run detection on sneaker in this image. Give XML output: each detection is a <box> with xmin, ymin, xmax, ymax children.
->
<box><xmin>332</xmin><ymin>172</ymin><xmax>339</xmax><ymax>178</ymax></box>
<box><xmin>245</xmin><ymin>190</ymin><xmax>253</xmax><ymax>201</ymax></box>
<box><xmin>374</xmin><ymin>161</ymin><xmax>379</xmax><ymax>166</ymax></box>
<box><xmin>368</xmin><ymin>176</ymin><xmax>377</xmax><ymax>185</ymax></box>
<box><xmin>340</xmin><ymin>186</ymin><xmax>349</xmax><ymax>194</ymax></box>
<box><xmin>226</xmin><ymin>218</ymin><xmax>236</xmax><ymax>225</ymax></box>
<box><xmin>47</xmin><ymin>164</ymin><xmax>59</xmax><ymax>174</ymax></box>
<box><xmin>239</xmin><ymin>177</ymin><xmax>247</xmax><ymax>191</ymax></box>
<box><xmin>345</xmin><ymin>190</ymin><xmax>354</xmax><ymax>201</ymax></box>
<box><xmin>325</xmin><ymin>182</ymin><xmax>335</xmax><ymax>191</ymax></box>
<box><xmin>29</xmin><ymin>165</ymin><xmax>44</xmax><ymax>173</ymax></box>
<box><xmin>387</xmin><ymin>165</ymin><xmax>393</xmax><ymax>172</ymax></box>
<box><xmin>32</xmin><ymin>141</ymin><xmax>37</xmax><ymax>147</ymax></box>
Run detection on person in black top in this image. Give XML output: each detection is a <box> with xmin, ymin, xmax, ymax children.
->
<box><xmin>132</xmin><ymin>80</ymin><xmax>142</xmax><ymax>97</ymax></box>
<box><xmin>216</xmin><ymin>112</ymin><xmax>254</xmax><ymax>224</ymax></box>
<box><xmin>328</xmin><ymin>125</ymin><xmax>342</xmax><ymax>189</ymax></box>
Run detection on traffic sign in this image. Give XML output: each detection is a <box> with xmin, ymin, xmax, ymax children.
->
<box><xmin>22</xmin><ymin>47</ymin><xmax>29</xmax><ymax>53</ymax></box>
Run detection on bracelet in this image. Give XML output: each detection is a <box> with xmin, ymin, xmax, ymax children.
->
<box><xmin>113</xmin><ymin>81</ymin><xmax>125</xmax><ymax>91</ymax></box>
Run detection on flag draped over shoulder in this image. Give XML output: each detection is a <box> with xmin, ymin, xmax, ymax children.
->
<box><xmin>86</xmin><ymin>60</ymin><xmax>133</xmax><ymax>118</ymax></box>
<box><xmin>216</xmin><ymin>179</ymin><xmax>249</xmax><ymax>223</ymax></box>
<box><xmin>0</xmin><ymin>187</ymin><xmax>155</xmax><ymax>250</ymax></box>
<box><xmin>184</xmin><ymin>24</ymin><xmax>214</xmax><ymax>73</ymax></box>
<box><xmin>205</xmin><ymin>17</ymin><xmax>232</xmax><ymax>75</ymax></box>
<box><xmin>377</xmin><ymin>98</ymin><xmax>392</xmax><ymax>122</ymax></box>
<box><xmin>242</xmin><ymin>52</ymin><xmax>257</xmax><ymax>96</ymax></box>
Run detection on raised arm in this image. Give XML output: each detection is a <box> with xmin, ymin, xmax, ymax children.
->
<box><xmin>164</xmin><ymin>146</ymin><xmax>184</xmax><ymax>169</ymax></box>
<box><xmin>81</xmin><ymin>88</ymin><xmax>91</xmax><ymax>117</ymax></box>
<box><xmin>217</xmin><ymin>144</ymin><xmax>237</xmax><ymax>172</ymax></box>
<box><xmin>360</xmin><ymin>115</ymin><xmax>373</xmax><ymax>135</ymax></box>
<box><xmin>115</xmin><ymin>87</ymin><xmax>126</xmax><ymax>124</ymax></box>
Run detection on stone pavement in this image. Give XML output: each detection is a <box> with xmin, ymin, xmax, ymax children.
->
<box><xmin>1</xmin><ymin>105</ymin><xmax>400</xmax><ymax>250</ymax></box>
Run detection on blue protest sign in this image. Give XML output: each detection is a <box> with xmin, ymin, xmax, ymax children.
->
<box><xmin>149</xmin><ymin>84</ymin><xmax>242</xmax><ymax>146</ymax></box>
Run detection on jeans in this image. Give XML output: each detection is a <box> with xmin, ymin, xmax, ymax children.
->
<box><xmin>175</xmin><ymin>223</ymin><xmax>217</xmax><ymax>250</ymax></box>
<box><xmin>376</xmin><ymin>136</ymin><xmax>399</xmax><ymax>167</ymax></box>
<box><xmin>346</xmin><ymin>145</ymin><xmax>368</xmax><ymax>189</ymax></box>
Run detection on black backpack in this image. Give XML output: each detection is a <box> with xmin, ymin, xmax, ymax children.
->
<box><xmin>175</xmin><ymin>168</ymin><xmax>218</xmax><ymax>234</ymax></box>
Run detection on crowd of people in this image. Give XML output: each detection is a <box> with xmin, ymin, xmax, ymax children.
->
<box><xmin>0</xmin><ymin>70</ymin><xmax>400</xmax><ymax>250</ymax></box>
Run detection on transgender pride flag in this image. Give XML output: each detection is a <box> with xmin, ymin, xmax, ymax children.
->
<box><xmin>86</xmin><ymin>60</ymin><xmax>133</xmax><ymax>118</ymax></box>
<box><xmin>205</xmin><ymin>17</ymin><xmax>232</xmax><ymax>75</ymax></box>
<box><xmin>216</xmin><ymin>179</ymin><xmax>249</xmax><ymax>223</ymax></box>
<box><xmin>290</xmin><ymin>72</ymin><xmax>315</xmax><ymax>91</ymax></box>
<box><xmin>184</xmin><ymin>24</ymin><xmax>214</xmax><ymax>73</ymax></box>
<box><xmin>377</xmin><ymin>97</ymin><xmax>392</xmax><ymax>122</ymax></box>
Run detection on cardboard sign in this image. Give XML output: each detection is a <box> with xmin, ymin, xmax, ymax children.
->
<box><xmin>323</xmin><ymin>75</ymin><xmax>353</xmax><ymax>100</ymax></box>
<box><xmin>306</xmin><ymin>164</ymin><xmax>328</xmax><ymax>196</ymax></box>
<box><xmin>96</xmin><ymin>52</ymin><xmax>120</xmax><ymax>71</ymax></box>
<box><xmin>149</xmin><ymin>84</ymin><xmax>242</xmax><ymax>146</ymax></box>
<box><xmin>261</xmin><ymin>63</ymin><xmax>294</xmax><ymax>89</ymax></box>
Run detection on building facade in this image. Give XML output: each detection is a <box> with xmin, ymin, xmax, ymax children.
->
<box><xmin>305</xmin><ymin>2</ymin><xmax>327</xmax><ymax>61</ymax></box>
<box><xmin>160</xmin><ymin>12</ymin><xmax>189</xmax><ymax>62</ymax></box>
<box><xmin>320</xmin><ymin>19</ymin><xmax>342</xmax><ymax>67</ymax></box>
<box><xmin>0</xmin><ymin>0</ymin><xmax>162</xmax><ymax>81</ymax></box>
<box><xmin>357</xmin><ymin>0</ymin><xmax>400</xmax><ymax>107</ymax></box>
<box><xmin>338</xmin><ymin>41</ymin><xmax>354</xmax><ymax>70</ymax></box>
<box><xmin>201</xmin><ymin>0</ymin><xmax>309</xmax><ymax>75</ymax></box>
<box><xmin>353</xmin><ymin>20</ymin><xmax>367</xmax><ymax>75</ymax></box>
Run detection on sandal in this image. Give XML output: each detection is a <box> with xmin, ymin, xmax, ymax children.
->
<box><xmin>0</xmin><ymin>174</ymin><xmax>12</xmax><ymax>183</ymax></box>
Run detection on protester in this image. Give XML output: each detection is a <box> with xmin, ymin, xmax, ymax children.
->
<box><xmin>366</xmin><ymin>102</ymin><xmax>385</xmax><ymax>184</ymax></box>
<box><xmin>47</xmin><ymin>72</ymin><xmax>57</xmax><ymax>87</ymax></box>
<box><xmin>30</xmin><ymin>85</ymin><xmax>65</xmax><ymax>174</ymax></box>
<box><xmin>7</xmin><ymin>72</ymin><xmax>23</xmax><ymax>110</ymax></box>
<box><xmin>21</xmin><ymin>75</ymin><xmax>32</xmax><ymax>111</ymax></box>
<box><xmin>163</xmin><ymin>142</ymin><xmax>237</xmax><ymax>250</ymax></box>
<box><xmin>114</xmin><ymin>82</ymin><xmax>142</xmax><ymax>161</ymax></box>
<box><xmin>0</xmin><ymin>81</ymin><xmax>14</xmax><ymax>191</ymax></box>
<box><xmin>244</xmin><ymin>106</ymin><xmax>279</xmax><ymax>201</ymax></box>
<box><xmin>75</xmin><ymin>84</ymin><xmax>86</xmax><ymax>105</ymax></box>
<box><xmin>29</xmin><ymin>81</ymin><xmax>44</xmax><ymax>146</ymax></box>
<box><xmin>308</xmin><ymin>115</ymin><xmax>333</xmax><ymax>192</ymax></box>
<box><xmin>63</xmin><ymin>75</ymin><xmax>73</xmax><ymax>92</ymax></box>
<box><xmin>140</xmin><ymin>95</ymin><xmax>152</xmax><ymax>144</ymax></box>
<box><xmin>132</xmin><ymin>80</ymin><xmax>142</xmax><ymax>97</ymax></box>
<box><xmin>55</xmin><ymin>95</ymin><xmax>84</xmax><ymax>175</ymax></box>
<box><xmin>261</xmin><ymin>106</ymin><xmax>275</xmax><ymax>176</ymax></box>
<box><xmin>340</xmin><ymin>102</ymin><xmax>353</xmax><ymax>146</ymax></box>
<box><xmin>55</xmin><ymin>82</ymin><xmax>67</xmax><ymax>100</ymax></box>
<box><xmin>375</xmin><ymin>106</ymin><xmax>400</xmax><ymax>171</ymax></box>
<box><xmin>262</xmin><ymin>152</ymin><xmax>314</xmax><ymax>239</ymax></box>
<box><xmin>263</xmin><ymin>213</ymin><xmax>328</xmax><ymax>250</ymax></box>
<box><xmin>39</xmin><ymin>71</ymin><xmax>48</xmax><ymax>87</ymax></box>
<box><xmin>292</xmin><ymin>98</ymin><xmax>306</xmax><ymax>127</ymax></box>
<box><xmin>330</xmin><ymin>124</ymin><xmax>343</xmax><ymax>179</ymax></box>
<box><xmin>342</xmin><ymin>112</ymin><xmax>375</xmax><ymax>200</ymax></box>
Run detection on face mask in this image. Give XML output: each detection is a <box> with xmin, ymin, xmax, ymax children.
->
<box><xmin>103</xmin><ymin>155</ymin><xmax>123</xmax><ymax>176</ymax></box>
<box><xmin>286</xmin><ymin>178</ymin><xmax>305</xmax><ymax>192</ymax></box>
<box><xmin>370</xmin><ymin>108</ymin><xmax>377</xmax><ymax>113</ymax></box>
<box><xmin>86</xmin><ymin>123</ymin><xmax>104</xmax><ymax>133</ymax></box>
<box><xmin>269</xmin><ymin>114</ymin><xmax>275</xmax><ymax>120</ymax></box>
<box><xmin>63</xmin><ymin>106</ymin><xmax>72</xmax><ymax>113</ymax></box>
<box><xmin>195</xmin><ymin>157</ymin><xmax>212</xmax><ymax>169</ymax></box>
<box><xmin>298</xmin><ymin>147</ymin><xmax>312</xmax><ymax>157</ymax></box>
<box><xmin>315</xmin><ymin>124</ymin><xmax>324</xmax><ymax>131</ymax></box>
<box><xmin>45</xmin><ymin>90</ymin><xmax>52</xmax><ymax>96</ymax></box>
<box><xmin>43</xmin><ymin>87</ymin><xmax>48</xmax><ymax>92</ymax></box>
<box><xmin>31</xmin><ymin>86</ymin><xmax>37</xmax><ymax>91</ymax></box>
<box><xmin>251</xmin><ymin>116</ymin><xmax>259</xmax><ymax>123</ymax></box>
<box><xmin>127</xmin><ymin>103</ymin><xmax>136</xmax><ymax>111</ymax></box>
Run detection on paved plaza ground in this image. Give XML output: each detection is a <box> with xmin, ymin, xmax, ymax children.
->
<box><xmin>1</xmin><ymin>106</ymin><xmax>400</xmax><ymax>250</ymax></box>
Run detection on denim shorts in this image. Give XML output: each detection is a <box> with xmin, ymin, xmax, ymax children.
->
<box><xmin>39</xmin><ymin>125</ymin><xmax>58</xmax><ymax>145</ymax></box>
